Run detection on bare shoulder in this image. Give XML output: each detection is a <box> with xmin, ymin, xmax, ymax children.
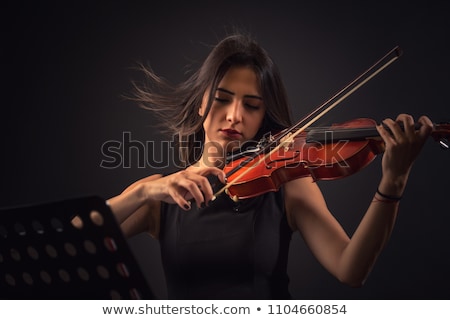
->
<box><xmin>284</xmin><ymin>176</ymin><xmax>326</xmax><ymax>204</ymax></box>
<box><xmin>284</xmin><ymin>176</ymin><xmax>330</xmax><ymax>231</ymax></box>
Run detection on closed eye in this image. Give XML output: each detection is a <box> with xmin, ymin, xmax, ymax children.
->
<box><xmin>214</xmin><ymin>97</ymin><xmax>262</xmax><ymax>110</ymax></box>
<box><xmin>245</xmin><ymin>103</ymin><xmax>260</xmax><ymax>110</ymax></box>
<box><xmin>214</xmin><ymin>97</ymin><xmax>229</xmax><ymax>103</ymax></box>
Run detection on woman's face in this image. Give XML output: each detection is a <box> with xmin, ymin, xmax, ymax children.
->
<box><xmin>199</xmin><ymin>66</ymin><xmax>266</xmax><ymax>157</ymax></box>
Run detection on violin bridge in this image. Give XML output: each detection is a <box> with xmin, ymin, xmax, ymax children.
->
<box><xmin>279</xmin><ymin>132</ymin><xmax>294</xmax><ymax>151</ymax></box>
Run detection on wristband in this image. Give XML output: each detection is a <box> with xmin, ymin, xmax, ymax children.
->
<box><xmin>376</xmin><ymin>188</ymin><xmax>402</xmax><ymax>201</ymax></box>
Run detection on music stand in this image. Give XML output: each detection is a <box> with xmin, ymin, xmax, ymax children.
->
<box><xmin>0</xmin><ymin>195</ymin><xmax>155</xmax><ymax>299</ymax></box>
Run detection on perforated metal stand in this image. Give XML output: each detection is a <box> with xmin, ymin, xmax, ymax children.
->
<box><xmin>0</xmin><ymin>196</ymin><xmax>155</xmax><ymax>299</ymax></box>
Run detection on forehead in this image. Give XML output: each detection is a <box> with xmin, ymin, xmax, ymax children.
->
<box><xmin>217</xmin><ymin>66</ymin><xmax>260</xmax><ymax>93</ymax></box>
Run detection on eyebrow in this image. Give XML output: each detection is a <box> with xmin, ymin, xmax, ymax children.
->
<box><xmin>216</xmin><ymin>87</ymin><xmax>263</xmax><ymax>100</ymax></box>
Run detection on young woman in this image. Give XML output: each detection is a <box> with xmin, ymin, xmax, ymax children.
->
<box><xmin>107</xmin><ymin>33</ymin><xmax>433</xmax><ymax>299</ymax></box>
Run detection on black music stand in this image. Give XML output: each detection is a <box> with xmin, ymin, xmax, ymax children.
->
<box><xmin>0</xmin><ymin>195</ymin><xmax>155</xmax><ymax>299</ymax></box>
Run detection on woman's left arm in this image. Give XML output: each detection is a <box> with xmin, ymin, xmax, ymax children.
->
<box><xmin>286</xmin><ymin>114</ymin><xmax>433</xmax><ymax>286</ymax></box>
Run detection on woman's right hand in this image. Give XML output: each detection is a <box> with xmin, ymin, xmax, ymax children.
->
<box><xmin>146</xmin><ymin>166</ymin><xmax>227</xmax><ymax>210</ymax></box>
<box><xmin>107</xmin><ymin>166</ymin><xmax>226</xmax><ymax>228</ymax></box>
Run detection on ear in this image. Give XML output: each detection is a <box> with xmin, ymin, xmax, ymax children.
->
<box><xmin>198</xmin><ymin>106</ymin><xmax>204</xmax><ymax>117</ymax></box>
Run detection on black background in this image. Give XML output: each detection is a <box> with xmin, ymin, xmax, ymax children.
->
<box><xmin>1</xmin><ymin>1</ymin><xmax>449</xmax><ymax>299</ymax></box>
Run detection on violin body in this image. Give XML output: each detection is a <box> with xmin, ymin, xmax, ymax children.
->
<box><xmin>222</xmin><ymin>118</ymin><xmax>449</xmax><ymax>200</ymax></box>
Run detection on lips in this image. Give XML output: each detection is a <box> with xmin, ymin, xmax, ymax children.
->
<box><xmin>220</xmin><ymin>128</ymin><xmax>242</xmax><ymax>139</ymax></box>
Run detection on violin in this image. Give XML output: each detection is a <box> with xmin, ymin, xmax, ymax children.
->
<box><xmin>213</xmin><ymin>46</ymin><xmax>450</xmax><ymax>201</ymax></box>
<box><xmin>218</xmin><ymin>118</ymin><xmax>450</xmax><ymax>201</ymax></box>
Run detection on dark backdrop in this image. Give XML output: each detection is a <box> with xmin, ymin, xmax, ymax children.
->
<box><xmin>1</xmin><ymin>1</ymin><xmax>449</xmax><ymax>299</ymax></box>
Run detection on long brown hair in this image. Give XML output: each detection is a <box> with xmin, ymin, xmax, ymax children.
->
<box><xmin>130</xmin><ymin>32</ymin><xmax>293</xmax><ymax>167</ymax></box>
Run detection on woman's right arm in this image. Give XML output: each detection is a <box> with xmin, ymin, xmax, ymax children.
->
<box><xmin>107</xmin><ymin>167</ymin><xmax>226</xmax><ymax>238</ymax></box>
<box><xmin>107</xmin><ymin>174</ymin><xmax>163</xmax><ymax>238</ymax></box>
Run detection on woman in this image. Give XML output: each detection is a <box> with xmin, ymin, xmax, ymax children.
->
<box><xmin>107</xmin><ymin>33</ymin><xmax>433</xmax><ymax>299</ymax></box>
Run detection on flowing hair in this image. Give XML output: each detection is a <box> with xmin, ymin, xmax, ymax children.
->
<box><xmin>129</xmin><ymin>32</ymin><xmax>293</xmax><ymax>167</ymax></box>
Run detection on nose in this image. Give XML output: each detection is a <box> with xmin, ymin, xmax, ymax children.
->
<box><xmin>226</xmin><ymin>100</ymin><xmax>243</xmax><ymax>124</ymax></box>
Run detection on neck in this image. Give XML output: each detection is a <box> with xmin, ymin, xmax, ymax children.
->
<box><xmin>195</xmin><ymin>152</ymin><xmax>227</xmax><ymax>169</ymax></box>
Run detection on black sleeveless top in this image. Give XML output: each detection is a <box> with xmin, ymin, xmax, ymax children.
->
<box><xmin>159</xmin><ymin>189</ymin><xmax>293</xmax><ymax>299</ymax></box>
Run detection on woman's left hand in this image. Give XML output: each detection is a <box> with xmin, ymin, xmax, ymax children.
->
<box><xmin>376</xmin><ymin>114</ymin><xmax>433</xmax><ymax>195</ymax></box>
